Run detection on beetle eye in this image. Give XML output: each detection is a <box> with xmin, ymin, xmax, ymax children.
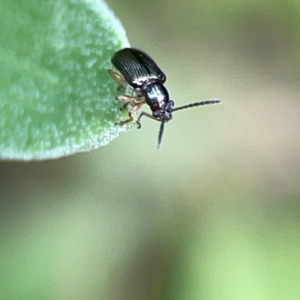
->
<box><xmin>153</xmin><ymin>110</ymin><xmax>160</xmax><ymax>117</ymax></box>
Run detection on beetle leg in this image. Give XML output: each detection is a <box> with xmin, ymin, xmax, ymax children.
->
<box><xmin>117</xmin><ymin>95</ymin><xmax>145</xmax><ymax>111</ymax></box>
<box><xmin>116</xmin><ymin>101</ymin><xmax>145</xmax><ymax>127</ymax></box>
<box><xmin>130</xmin><ymin>102</ymin><xmax>145</xmax><ymax>128</ymax></box>
<box><xmin>116</xmin><ymin>95</ymin><xmax>145</xmax><ymax>103</ymax></box>
<box><xmin>116</xmin><ymin>116</ymin><xmax>133</xmax><ymax>126</ymax></box>
<box><xmin>137</xmin><ymin>111</ymin><xmax>161</xmax><ymax>125</ymax></box>
<box><xmin>108</xmin><ymin>69</ymin><xmax>127</xmax><ymax>90</ymax></box>
<box><xmin>120</xmin><ymin>100</ymin><xmax>141</xmax><ymax>111</ymax></box>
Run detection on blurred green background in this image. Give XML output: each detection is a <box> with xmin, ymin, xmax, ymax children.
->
<box><xmin>1</xmin><ymin>0</ymin><xmax>300</xmax><ymax>299</ymax></box>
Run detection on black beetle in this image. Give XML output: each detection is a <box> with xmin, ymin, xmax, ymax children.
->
<box><xmin>109</xmin><ymin>48</ymin><xmax>221</xmax><ymax>148</ymax></box>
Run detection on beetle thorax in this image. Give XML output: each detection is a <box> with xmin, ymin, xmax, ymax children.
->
<box><xmin>143</xmin><ymin>83</ymin><xmax>169</xmax><ymax>111</ymax></box>
<box><xmin>141</xmin><ymin>83</ymin><xmax>174</xmax><ymax>122</ymax></box>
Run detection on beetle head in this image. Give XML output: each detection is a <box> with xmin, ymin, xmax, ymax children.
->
<box><xmin>152</xmin><ymin>100</ymin><xmax>174</xmax><ymax>122</ymax></box>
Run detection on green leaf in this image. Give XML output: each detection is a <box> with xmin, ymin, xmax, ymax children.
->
<box><xmin>0</xmin><ymin>0</ymin><xmax>130</xmax><ymax>160</ymax></box>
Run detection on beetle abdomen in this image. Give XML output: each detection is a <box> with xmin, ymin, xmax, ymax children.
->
<box><xmin>111</xmin><ymin>48</ymin><xmax>166</xmax><ymax>88</ymax></box>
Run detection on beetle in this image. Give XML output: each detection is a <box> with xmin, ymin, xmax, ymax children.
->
<box><xmin>108</xmin><ymin>48</ymin><xmax>221</xmax><ymax>148</ymax></box>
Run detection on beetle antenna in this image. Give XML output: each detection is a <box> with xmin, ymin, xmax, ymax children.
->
<box><xmin>172</xmin><ymin>99</ymin><xmax>221</xmax><ymax>112</ymax></box>
<box><xmin>157</xmin><ymin>120</ymin><xmax>165</xmax><ymax>149</ymax></box>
